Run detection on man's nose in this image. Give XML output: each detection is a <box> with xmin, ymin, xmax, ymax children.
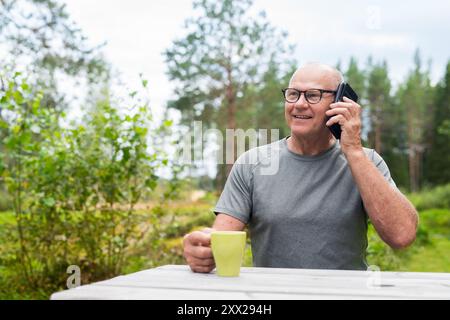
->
<box><xmin>294</xmin><ymin>93</ymin><xmax>309</xmax><ymax>108</ymax></box>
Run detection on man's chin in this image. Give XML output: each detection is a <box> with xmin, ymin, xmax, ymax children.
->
<box><xmin>290</xmin><ymin>126</ymin><xmax>326</xmax><ymax>139</ymax></box>
<box><xmin>290</xmin><ymin>127</ymin><xmax>314</xmax><ymax>137</ymax></box>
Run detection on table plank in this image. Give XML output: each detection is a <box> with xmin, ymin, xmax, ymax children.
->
<box><xmin>51</xmin><ymin>285</ymin><xmax>250</xmax><ymax>300</ymax></box>
<box><xmin>51</xmin><ymin>265</ymin><xmax>450</xmax><ymax>300</ymax></box>
<box><xmin>158</xmin><ymin>265</ymin><xmax>450</xmax><ymax>281</ymax></box>
<box><xmin>92</xmin><ymin>266</ymin><xmax>450</xmax><ymax>298</ymax></box>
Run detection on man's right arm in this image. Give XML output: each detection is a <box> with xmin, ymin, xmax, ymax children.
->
<box><xmin>183</xmin><ymin>213</ymin><xmax>245</xmax><ymax>273</ymax></box>
<box><xmin>213</xmin><ymin>213</ymin><xmax>246</xmax><ymax>231</ymax></box>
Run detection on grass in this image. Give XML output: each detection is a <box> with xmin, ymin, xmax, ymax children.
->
<box><xmin>366</xmin><ymin>208</ymin><xmax>450</xmax><ymax>272</ymax></box>
<box><xmin>401</xmin><ymin>208</ymin><xmax>450</xmax><ymax>272</ymax></box>
<box><xmin>404</xmin><ymin>237</ymin><xmax>450</xmax><ymax>272</ymax></box>
<box><xmin>407</xmin><ymin>184</ymin><xmax>450</xmax><ymax>211</ymax></box>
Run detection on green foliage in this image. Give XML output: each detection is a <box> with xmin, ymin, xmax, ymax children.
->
<box><xmin>0</xmin><ymin>73</ymin><xmax>176</xmax><ymax>295</ymax></box>
<box><xmin>163</xmin><ymin>205</ymin><xmax>215</xmax><ymax>238</ymax></box>
<box><xmin>366</xmin><ymin>213</ymin><xmax>433</xmax><ymax>271</ymax></box>
<box><xmin>366</xmin><ymin>59</ymin><xmax>391</xmax><ymax>149</ymax></box>
<box><xmin>0</xmin><ymin>1</ymin><xmax>110</xmax><ymax>121</ymax></box>
<box><xmin>365</xmin><ymin>59</ymin><xmax>410</xmax><ymax>188</ymax></box>
<box><xmin>419</xmin><ymin>208</ymin><xmax>450</xmax><ymax>235</ymax></box>
<box><xmin>340</xmin><ymin>54</ymin><xmax>449</xmax><ymax>191</ymax></box>
<box><xmin>0</xmin><ymin>187</ymin><xmax>12</xmax><ymax>211</ymax></box>
<box><xmin>116</xmin><ymin>202</ymin><xmax>217</xmax><ymax>275</ymax></box>
<box><xmin>345</xmin><ymin>57</ymin><xmax>366</xmax><ymax>100</ymax></box>
<box><xmin>237</xmin><ymin>61</ymin><xmax>294</xmax><ymax>139</ymax></box>
<box><xmin>366</xmin><ymin>186</ymin><xmax>450</xmax><ymax>272</ymax></box>
<box><xmin>164</xmin><ymin>0</ymin><xmax>296</xmax><ymax>188</ymax></box>
<box><xmin>397</xmin><ymin>50</ymin><xmax>434</xmax><ymax>191</ymax></box>
<box><xmin>366</xmin><ymin>224</ymin><xmax>404</xmax><ymax>270</ymax></box>
<box><xmin>0</xmin><ymin>0</ymin><xmax>109</xmax><ymax>93</ymax></box>
<box><xmin>407</xmin><ymin>184</ymin><xmax>450</xmax><ymax>210</ymax></box>
<box><xmin>424</xmin><ymin>61</ymin><xmax>450</xmax><ymax>185</ymax></box>
<box><xmin>242</xmin><ymin>240</ymin><xmax>253</xmax><ymax>267</ymax></box>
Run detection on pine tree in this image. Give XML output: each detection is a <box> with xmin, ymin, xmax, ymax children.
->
<box><xmin>344</xmin><ymin>58</ymin><xmax>367</xmax><ymax>142</ymax></box>
<box><xmin>0</xmin><ymin>0</ymin><xmax>109</xmax><ymax>110</ymax></box>
<box><xmin>398</xmin><ymin>50</ymin><xmax>434</xmax><ymax>191</ymax></box>
<box><xmin>366</xmin><ymin>59</ymin><xmax>391</xmax><ymax>154</ymax></box>
<box><xmin>424</xmin><ymin>61</ymin><xmax>450</xmax><ymax>185</ymax></box>
<box><xmin>164</xmin><ymin>0</ymin><xmax>295</xmax><ymax>187</ymax></box>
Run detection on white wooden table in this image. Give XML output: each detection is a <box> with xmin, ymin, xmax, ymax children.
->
<box><xmin>51</xmin><ymin>264</ymin><xmax>450</xmax><ymax>300</ymax></box>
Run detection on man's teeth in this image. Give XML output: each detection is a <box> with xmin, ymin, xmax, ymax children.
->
<box><xmin>293</xmin><ymin>115</ymin><xmax>312</xmax><ymax>119</ymax></box>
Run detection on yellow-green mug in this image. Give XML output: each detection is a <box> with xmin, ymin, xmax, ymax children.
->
<box><xmin>211</xmin><ymin>231</ymin><xmax>246</xmax><ymax>277</ymax></box>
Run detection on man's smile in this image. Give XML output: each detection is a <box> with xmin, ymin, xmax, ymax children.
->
<box><xmin>292</xmin><ymin>114</ymin><xmax>313</xmax><ymax>120</ymax></box>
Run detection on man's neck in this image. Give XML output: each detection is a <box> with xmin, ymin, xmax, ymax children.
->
<box><xmin>287</xmin><ymin>133</ymin><xmax>336</xmax><ymax>156</ymax></box>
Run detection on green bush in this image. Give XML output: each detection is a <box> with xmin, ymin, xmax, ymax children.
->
<box><xmin>366</xmin><ymin>206</ymin><xmax>450</xmax><ymax>272</ymax></box>
<box><xmin>0</xmin><ymin>73</ymin><xmax>179</xmax><ymax>297</ymax></box>
<box><xmin>0</xmin><ymin>188</ymin><xmax>12</xmax><ymax>211</ymax></box>
<box><xmin>163</xmin><ymin>205</ymin><xmax>215</xmax><ymax>238</ymax></box>
<box><xmin>198</xmin><ymin>191</ymin><xmax>218</xmax><ymax>205</ymax></box>
<box><xmin>366</xmin><ymin>224</ymin><xmax>406</xmax><ymax>270</ymax></box>
<box><xmin>407</xmin><ymin>184</ymin><xmax>450</xmax><ymax>210</ymax></box>
<box><xmin>418</xmin><ymin>208</ymin><xmax>450</xmax><ymax>234</ymax></box>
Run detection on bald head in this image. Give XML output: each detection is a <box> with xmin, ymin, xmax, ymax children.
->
<box><xmin>289</xmin><ymin>63</ymin><xmax>344</xmax><ymax>89</ymax></box>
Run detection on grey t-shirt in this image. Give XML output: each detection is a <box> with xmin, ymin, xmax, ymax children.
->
<box><xmin>214</xmin><ymin>137</ymin><xmax>397</xmax><ymax>270</ymax></box>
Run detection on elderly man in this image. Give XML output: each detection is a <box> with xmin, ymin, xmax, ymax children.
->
<box><xmin>183</xmin><ymin>62</ymin><xmax>418</xmax><ymax>272</ymax></box>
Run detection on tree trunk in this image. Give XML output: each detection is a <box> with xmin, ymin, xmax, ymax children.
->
<box><xmin>407</xmin><ymin>108</ymin><xmax>417</xmax><ymax>192</ymax></box>
<box><xmin>225</xmin><ymin>66</ymin><xmax>236</xmax><ymax>178</ymax></box>
<box><xmin>215</xmin><ymin>163</ymin><xmax>227</xmax><ymax>194</ymax></box>
<box><xmin>409</xmin><ymin>148</ymin><xmax>416</xmax><ymax>192</ymax></box>
<box><xmin>374</xmin><ymin>108</ymin><xmax>382</xmax><ymax>154</ymax></box>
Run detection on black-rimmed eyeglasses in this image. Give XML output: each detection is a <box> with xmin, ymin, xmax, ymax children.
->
<box><xmin>281</xmin><ymin>88</ymin><xmax>337</xmax><ymax>104</ymax></box>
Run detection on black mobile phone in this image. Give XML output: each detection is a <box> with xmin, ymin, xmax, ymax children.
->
<box><xmin>327</xmin><ymin>83</ymin><xmax>358</xmax><ymax>140</ymax></box>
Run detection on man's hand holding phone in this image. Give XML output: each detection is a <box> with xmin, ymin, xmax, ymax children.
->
<box><xmin>326</xmin><ymin>96</ymin><xmax>364</xmax><ymax>157</ymax></box>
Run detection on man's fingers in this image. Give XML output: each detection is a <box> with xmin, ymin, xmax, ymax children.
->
<box><xmin>183</xmin><ymin>229</ymin><xmax>216</xmax><ymax>272</ymax></box>
<box><xmin>195</xmin><ymin>257</ymin><xmax>215</xmax><ymax>267</ymax></box>
<box><xmin>191</xmin><ymin>265</ymin><xmax>215</xmax><ymax>273</ymax></box>
<box><xmin>187</xmin><ymin>256</ymin><xmax>215</xmax><ymax>267</ymax></box>
<box><xmin>326</xmin><ymin>114</ymin><xmax>346</xmax><ymax>127</ymax></box>
<box><xmin>332</xmin><ymin>98</ymin><xmax>361</xmax><ymax>116</ymax></box>
<box><xmin>330</xmin><ymin>101</ymin><xmax>353</xmax><ymax>109</ymax></box>
<box><xmin>326</xmin><ymin>107</ymin><xmax>351</xmax><ymax>120</ymax></box>
<box><xmin>342</xmin><ymin>96</ymin><xmax>357</xmax><ymax>104</ymax></box>
<box><xmin>188</xmin><ymin>230</ymin><xmax>211</xmax><ymax>246</ymax></box>
<box><xmin>185</xmin><ymin>244</ymin><xmax>213</xmax><ymax>259</ymax></box>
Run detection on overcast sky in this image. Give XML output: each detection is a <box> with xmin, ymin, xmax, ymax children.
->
<box><xmin>64</xmin><ymin>0</ymin><xmax>450</xmax><ymax>115</ymax></box>
<box><xmin>61</xmin><ymin>0</ymin><xmax>450</xmax><ymax>177</ymax></box>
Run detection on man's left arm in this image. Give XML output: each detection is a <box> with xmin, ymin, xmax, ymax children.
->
<box><xmin>345</xmin><ymin>150</ymin><xmax>418</xmax><ymax>249</ymax></box>
<box><xmin>326</xmin><ymin>97</ymin><xmax>418</xmax><ymax>249</ymax></box>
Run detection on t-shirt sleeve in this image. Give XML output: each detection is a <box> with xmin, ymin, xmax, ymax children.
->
<box><xmin>369</xmin><ymin>149</ymin><xmax>398</xmax><ymax>189</ymax></box>
<box><xmin>214</xmin><ymin>153</ymin><xmax>253</xmax><ymax>224</ymax></box>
